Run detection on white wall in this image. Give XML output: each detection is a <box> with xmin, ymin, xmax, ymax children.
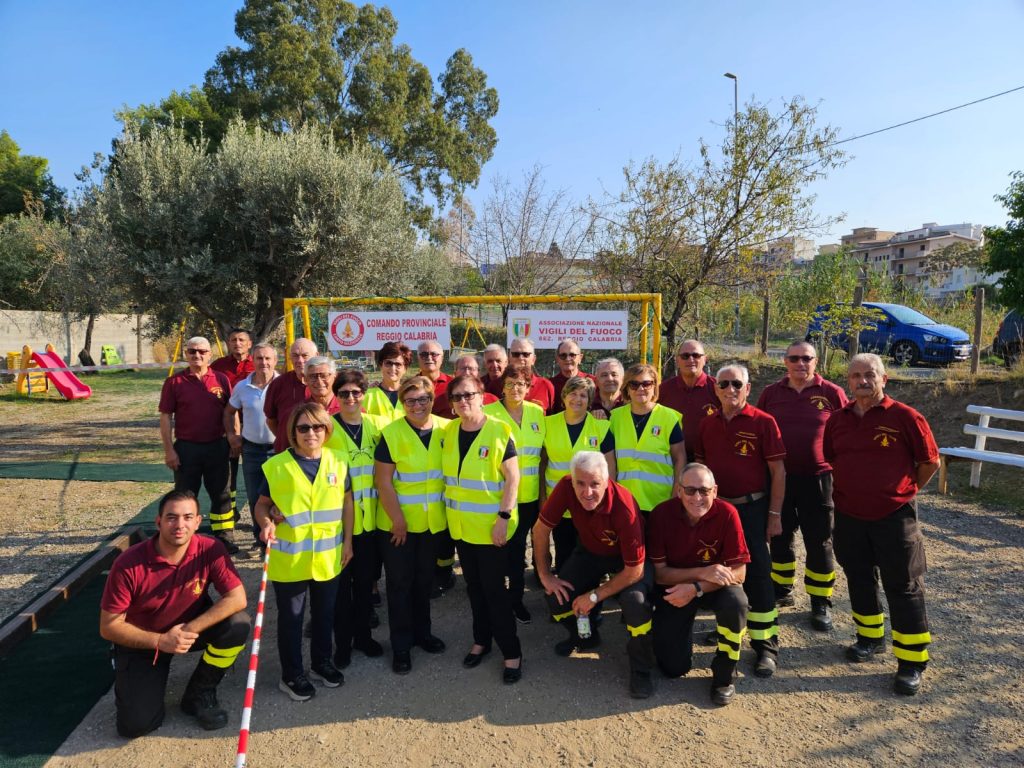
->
<box><xmin>0</xmin><ymin>311</ymin><xmax>156</xmax><ymax>365</ymax></box>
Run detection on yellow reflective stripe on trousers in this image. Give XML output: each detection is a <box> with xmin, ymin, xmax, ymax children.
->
<box><xmin>746</xmin><ymin>608</ymin><xmax>779</xmax><ymax>640</ymax></box>
<box><xmin>771</xmin><ymin>560</ymin><xmax>797</xmax><ymax>586</ymax></box>
<box><xmin>626</xmin><ymin>620</ymin><xmax>652</xmax><ymax>637</ymax></box>
<box><xmin>771</xmin><ymin>572</ymin><xmax>796</xmax><ymax>585</ymax></box>
<box><xmin>717</xmin><ymin>625</ymin><xmax>745</xmax><ymax>644</ymax></box>
<box><xmin>717</xmin><ymin>641</ymin><xmax>741</xmax><ymax>661</ymax></box>
<box><xmin>552</xmin><ymin>610</ymin><xmax>574</xmax><ymax>622</ymax></box>
<box><xmin>893</xmin><ymin>646</ymin><xmax>929</xmax><ymax>663</ymax></box>
<box><xmin>892</xmin><ymin>630</ymin><xmax>931</xmax><ymax>645</ymax></box>
<box><xmin>852</xmin><ymin>611</ymin><xmax>885</xmax><ymax>639</ymax></box>
<box><xmin>202</xmin><ymin>643</ymin><xmax>245</xmax><ymax>668</ymax></box>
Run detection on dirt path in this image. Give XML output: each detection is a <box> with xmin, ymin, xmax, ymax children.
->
<box><xmin>45</xmin><ymin>490</ymin><xmax>1024</xmax><ymax>768</ymax></box>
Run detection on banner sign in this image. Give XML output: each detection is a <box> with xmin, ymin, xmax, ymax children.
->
<box><xmin>506</xmin><ymin>311</ymin><xmax>629</xmax><ymax>349</ymax></box>
<box><xmin>326</xmin><ymin>311</ymin><xmax>451</xmax><ymax>351</ymax></box>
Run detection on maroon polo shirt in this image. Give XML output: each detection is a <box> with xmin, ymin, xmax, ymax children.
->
<box><xmin>159</xmin><ymin>368</ymin><xmax>232</xmax><ymax>443</ymax></box>
<box><xmin>695</xmin><ymin>404</ymin><xmax>786</xmax><ymax>499</ymax></box>
<box><xmin>549</xmin><ymin>371</ymin><xmax>597</xmax><ymax>414</ymax></box>
<box><xmin>756</xmin><ymin>374</ymin><xmax>848</xmax><ymax>476</ymax></box>
<box><xmin>823</xmin><ymin>396</ymin><xmax>938</xmax><ymax>521</ymax></box>
<box><xmin>433</xmin><ymin>388</ymin><xmax>497</xmax><ymax>418</ymax></box>
<box><xmin>591</xmin><ymin>393</ymin><xmax>625</xmax><ymax>415</ymax></box>
<box><xmin>271</xmin><ymin>395</ymin><xmax>341</xmax><ymax>453</ymax></box>
<box><xmin>101</xmin><ymin>534</ymin><xmax>241</xmax><ymax>634</ymax></box>
<box><xmin>647</xmin><ymin>497</ymin><xmax>750</xmax><ymax>569</ymax></box>
<box><xmin>264</xmin><ymin>370</ymin><xmax>307</xmax><ymax>432</ymax></box>
<box><xmin>482</xmin><ymin>373</ymin><xmax>503</xmax><ymax>397</ymax></box>
<box><xmin>424</xmin><ymin>372</ymin><xmax>452</xmax><ymax>416</ymax></box>
<box><xmin>659</xmin><ymin>373</ymin><xmax>719</xmax><ymax>458</ymax></box>
<box><xmin>540</xmin><ymin>477</ymin><xmax>645</xmax><ymax>566</ymax></box>
<box><xmin>210</xmin><ymin>354</ymin><xmax>255</xmax><ymax>387</ymax></box>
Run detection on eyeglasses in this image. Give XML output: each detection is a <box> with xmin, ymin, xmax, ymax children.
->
<box><xmin>295</xmin><ymin>423</ymin><xmax>327</xmax><ymax>434</ymax></box>
<box><xmin>678</xmin><ymin>352</ymin><xmax>704</xmax><ymax>360</ymax></box>
<box><xmin>306</xmin><ymin>372</ymin><xmax>332</xmax><ymax>380</ymax></box>
<box><xmin>786</xmin><ymin>355</ymin><xmax>815</xmax><ymax>363</ymax></box>
<box><xmin>382</xmin><ymin>360</ymin><xmax>405</xmax><ymax>368</ymax></box>
<box><xmin>627</xmin><ymin>380</ymin><xmax>656</xmax><ymax>390</ymax></box>
<box><xmin>557</xmin><ymin>352</ymin><xmax>579</xmax><ymax>360</ymax></box>
<box><xmin>403</xmin><ymin>395</ymin><xmax>432</xmax><ymax>407</ymax></box>
<box><xmin>418</xmin><ymin>351</ymin><xmax>442</xmax><ymax>358</ymax></box>
<box><xmin>510</xmin><ymin>350</ymin><xmax>532</xmax><ymax>358</ymax></box>
<box><xmin>682</xmin><ymin>486</ymin><xmax>715</xmax><ymax>497</ymax></box>
<box><xmin>337</xmin><ymin>389</ymin><xmax>363</xmax><ymax>400</ymax></box>
<box><xmin>504</xmin><ymin>381</ymin><xmax>529</xmax><ymax>389</ymax></box>
<box><xmin>717</xmin><ymin>379</ymin><xmax>744</xmax><ymax>390</ymax></box>
<box><xmin>186</xmin><ymin>348</ymin><xmax>210</xmax><ymax>355</ymax></box>
<box><xmin>449</xmin><ymin>391</ymin><xmax>478</xmax><ymax>402</ymax></box>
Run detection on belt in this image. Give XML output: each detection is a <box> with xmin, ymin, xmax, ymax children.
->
<box><xmin>242</xmin><ymin>438</ymin><xmax>275</xmax><ymax>449</ymax></box>
<box><xmin>722</xmin><ymin>492</ymin><xmax>766</xmax><ymax>505</ymax></box>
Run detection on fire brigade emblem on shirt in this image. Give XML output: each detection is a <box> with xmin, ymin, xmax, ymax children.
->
<box><xmin>600</xmin><ymin>529</ymin><xmax>619</xmax><ymax>546</ymax></box>
<box><xmin>704</xmin><ymin>404</ymin><xmax>716</xmax><ymax>416</ymax></box>
<box><xmin>810</xmin><ymin>396</ymin><xmax>831</xmax><ymax>411</ymax></box>
<box><xmin>190</xmin><ymin>577</ymin><xmax>205</xmax><ymax>597</ymax></box>
<box><xmin>734</xmin><ymin>430</ymin><xmax>757</xmax><ymax>456</ymax></box>
<box><xmin>479</xmin><ymin>446</ymin><xmax>490</xmax><ymax>459</ymax></box>
<box><xmin>651</xmin><ymin>425</ymin><xmax>661</xmax><ymax>437</ymax></box>
<box><xmin>873</xmin><ymin>426</ymin><xmax>899</xmax><ymax>448</ymax></box>
<box><xmin>696</xmin><ymin>540</ymin><xmax>719</xmax><ymax>562</ymax></box>
<box><xmin>210</xmin><ymin>386</ymin><xmax>225</xmax><ymax>400</ymax></box>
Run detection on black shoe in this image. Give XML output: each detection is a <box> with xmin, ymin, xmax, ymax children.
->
<box><xmin>214</xmin><ymin>531</ymin><xmax>240</xmax><ymax>555</ymax></box>
<box><xmin>503</xmin><ymin>658</ymin><xmax>523</xmax><ymax>685</ymax></box>
<box><xmin>629</xmin><ymin>669</ymin><xmax>654</xmax><ymax>699</ymax></box>
<box><xmin>180</xmin><ymin>688</ymin><xmax>229</xmax><ymax>730</ymax></box>
<box><xmin>753</xmin><ymin>653</ymin><xmax>777</xmax><ymax>678</ymax></box>
<box><xmin>392</xmin><ymin>652</ymin><xmax>412</xmax><ymax>675</ymax></box>
<box><xmin>810</xmin><ymin>600</ymin><xmax>833</xmax><ymax>632</ymax></box>
<box><xmin>894</xmin><ymin>666</ymin><xmax>923</xmax><ymax>696</ymax></box>
<box><xmin>369</xmin><ymin>609</ymin><xmax>380</xmax><ymax>629</ymax></box>
<box><xmin>513</xmin><ymin>603</ymin><xmax>532</xmax><ymax>624</ymax></box>
<box><xmin>279</xmin><ymin>675</ymin><xmax>316</xmax><ymax>701</ymax></box>
<box><xmin>775</xmin><ymin>591</ymin><xmax>796</xmax><ymax>608</ymax></box>
<box><xmin>710</xmin><ymin>683</ymin><xmax>735</xmax><ymax>706</ymax></box>
<box><xmin>430</xmin><ymin>584</ymin><xmax>444</xmax><ymax>600</ymax></box>
<box><xmin>554</xmin><ymin>629</ymin><xmax>601</xmax><ymax>657</ymax></box>
<box><xmin>463</xmin><ymin>646</ymin><xmax>491</xmax><ymax>668</ymax></box>
<box><xmin>353</xmin><ymin>638</ymin><xmax>384</xmax><ymax>658</ymax></box>
<box><xmin>309</xmin><ymin>659</ymin><xmax>344</xmax><ymax>688</ymax></box>
<box><xmin>846</xmin><ymin>638</ymin><xmax>885</xmax><ymax>663</ymax></box>
<box><xmin>415</xmin><ymin>635</ymin><xmax>446</xmax><ymax>654</ymax></box>
<box><xmin>436</xmin><ymin>569</ymin><xmax>457</xmax><ymax>592</ymax></box>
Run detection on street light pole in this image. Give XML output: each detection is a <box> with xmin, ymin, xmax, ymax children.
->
<box><xmin>724</xmin><ymin>72</ymin><xmax>740</xmax><ymax>339</ymax></box>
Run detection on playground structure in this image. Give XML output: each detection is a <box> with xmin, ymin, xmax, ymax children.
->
<box><xmin>166</xmin><ymin>308</ymin><xmax>226</xmax><ymax>377</ymax></box>
<box><xmin>15</xmin><ymin>343</ymin><xmax>93</xmax><ymax>400</ymax></box>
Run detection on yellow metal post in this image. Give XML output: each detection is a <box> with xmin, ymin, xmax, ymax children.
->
<box><xmin>167</xmin><ymin>316</ymin><xmax>188</xmax><ymax>378</ymax></box>
<box><xmin>639</xmin><ymin>300</ymin><xmax>650</xmax><ymax>364</ymax></box>
<box><xmin>300</xmin><ymin>304</ymin><xmax>312</xmax><ymax>342</ymax></box>
<box><xmin>283</xmin><ymin>300</ymin><xmax>296</xmax><ymax>371</ymax></box>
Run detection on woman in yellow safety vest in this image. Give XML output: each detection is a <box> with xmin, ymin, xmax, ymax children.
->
<box><xmin>609</xmin><ymin>363</ymin><xmax>686</xmax><ymax>514</ymax></box>
<box><xmin>444</xmin><ymin>373</ymin><xmax>523</xmax><ymax>684</ymax></box>
<box><xmin>325</xmin><ymin>369</ymin><xmax>387</xmax><ymax>669</ymax></box>
<box><xmin>374</xmin><ymin>376</ymin><xmax>450</xmax><ymax>675</ymax></box>
<box><xmin>483</xmin><ymin>368</ymin><xmax>545</xmax><ymax>624</ymax></box>
<box><xmin>363</xmin><ymin>341</ymin><xmax>410</xmax><ymax>422</ymax></box>
<box><xmin>254</xmin><ymin>402</ymin><xmax>354</xmax><ymax>702</ymax></box>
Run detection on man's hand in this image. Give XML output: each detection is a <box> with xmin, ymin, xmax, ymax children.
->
<box><xmin>700</xmin><ymin>564</ymin><xmax>741</xmax><ymax>586</ymax></box>
<box><xmin>571</xmin><ymin>592</ymin><xmax>596</xmax><ymax>617</ymax></box>
<box><xmin>491</xmin><ymin>518</ymin><xmax>509</xmax><ymax>546</ymax></box>
<box><xmin>767</xmin><ymin>513</ymin><xmax>783</xmax><ymax>540</ymax></box>
<box><xmin>228</xmin><ymin>435</ymin><xmax>243</xmax><ymax>458</ymax></box>
<box><xmin>158</xmin><ymin>623</ymin><xmax>198</xmax><ymax>654</ymax></box>
<box><xmin>390</xmin><ymin>516</ymin><xmax>408</xmax><ymax>547</ymax></box>
<box><xmin>664</xmin><ymin>583</ymin><xmax>698</xmax><ymax>608</ymax></box>
<box><xmin>164</xmin><ymin>449</ymin><xmax>180</xmax><ymax>471</ymax></box>
<box><xmin>591</xmin><ymin>409</ymin><xmax>608</xmax><ymax>421</ymax></box>
<box><xmin>540</xmin><ymin>572</ymin><xmax>575</xmax><ymax>606</ymax></box>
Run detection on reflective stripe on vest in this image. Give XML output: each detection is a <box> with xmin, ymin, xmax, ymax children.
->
<box><xmin>483</xmin><ymin>400</ymin><xmax>546</xmax><ymax>503</ymax></box>
<box><xmin>609</xmin><ymin>404</ymin><xmax>681</xmax><ymax>511</ymax></box>
<box><xmin>325</xmin><ymin>412</ymin><xmax>386</xmax><ymax>536</ymax></box>
<box><xmin>378</xmin><ymin>415</ymin><xmax>450</xmax><ymax>534</ymax></box>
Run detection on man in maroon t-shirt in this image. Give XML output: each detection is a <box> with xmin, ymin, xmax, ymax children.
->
<box><xmin>757</xmin><ymin>340</ymin><xmax>848</xmax><ymax>631</ymax></box>
<box><xmin>508</xmin><ymin>337</ymin><xmax>555</xmax><ymax>412</ymax></box>
<box><xmin>159</xmin><ymin>336</ymin><xmax>237</xmax><ymax>552</ymax></box>
<box><xmin>658</xmin><ymin>339</ymin><xmax>719</xmax><ymax>458</ymax></box>
<box><xmin>481</xmin><ymin>344</ymin><xmax>508</xmax><ymax>397</ymax></box>
<box><xmin>649</xmin><ymin>463</ymin><xmax>750</xmax><ymax>706</ymax></box>
<box><xmin>415</xmin><ymin>340</ymin><xmax>452</xmax><ymax>417</ymax></box>
<box><xmin>533</xmin><ymin>452</ymin><xmax>655</xmax><ymax>699</ymax></box>
<box><xmin>432</xmin><ymin>353</ymin><xmax>497</xmax><ymax>416</ymax></box>
<box><xmin>695</xmin><ymin>363</ymin><xmax>786</xmax><ymax>678</ymax></box>
<box><xmin>100</xmin><ymin>491</ymin><xmax>250</xmax><ymax>737</ymax></box>
<box><xmin>264</xmin><ymin>337</ymin><xmax>317</xmax><ymax>444</ymax></box>
<box><xmin>211</xmin><ymin>328</ymin><xmax>256</xmax><ymax>528</ymax></box>
<box><xmin>548</xmin><ymin>338</ymin><xmax>596</xmax><ymax>414</ymax></box>
<box><xmin>824</xmin><ymin>353</ymin><xmax>939</xmax><ymax>696</ymax></box>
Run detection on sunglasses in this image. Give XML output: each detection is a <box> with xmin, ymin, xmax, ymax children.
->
<box><xmin>510</xmin><ymin>351</ymin><xmax>532</xmax><ymax>358</ymax></box>
<box><xmin>627</xmin><ymin>380</ymin><xmax>656</xmax><ymax>390</ymax></box>
<box><xmin>557</xmin><ymin>352</ymin><xmax>579</xmax><ymax>360</ymax></box>
<box><xmin>786</xmin><ymin>355</ymin><xmax>815</xmax><ymax>363</ymax></box>
<box><xmin>186</xmin><ymin>348</ymin><xmax>210</xmax><ymax>355</ymax></box>
<box><xmin>682</xmin><ymin>486</ymin><xmax>714</xmax><ymax>497</ymax></box>
<box><xmin>678</xmin><ymin>352</ymin><xmax>704</xmax><ymax>360</ymax></box>
<box><xmin>449</xmin><ymin>391</ymin><xmax>478</xmax><ymax>402</ymax></box>
<box><xmin>717</xmin><ymin>379</ymin><xmax>744</xmax><ymax>390</ymax></box>
<box><xmin>295</xmin><ymin>423</ymin><xmax>327</xmax><ymax>434</ymax></box>
<box><xmin>337</xmin><ymin>389</ymin><xmax>363</xmax><ymax>400</ymax></box>
<box><xmin>403</xmin><ymin>395</ymin><xmax>432</xmax><ymax>407</ymax></box>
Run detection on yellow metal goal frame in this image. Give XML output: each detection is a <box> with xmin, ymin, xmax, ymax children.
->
<box><xmin>282</xmin><ymin>293</ymin><xmax>663</xmax><ymax>371</ymax></box>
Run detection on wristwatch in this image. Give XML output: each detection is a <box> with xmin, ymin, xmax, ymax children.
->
<box><xmin>589</xmin><ymin>591</ymin><xmax>599</xmax><ymax>604</ymax></box>
<box><xmin>498</xmin><ymin>510</ymin><xmax>512</xmax><ymax>520</ymax></box>
<box><xmin>693</xmin><ymin>582</ymin><xmax>704</xmax><ymax>599</ymax></box>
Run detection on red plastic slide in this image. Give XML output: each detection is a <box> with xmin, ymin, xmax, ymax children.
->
<box><xmin>30</xmin><ymin>350</ymin><xmax>93</xmax><ymax>400</ymax></box>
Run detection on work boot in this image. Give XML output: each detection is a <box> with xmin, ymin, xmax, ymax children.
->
<box><xmin>810</xmin><ymin>598</ymin><xmax>833</xmax><ymax>632</ymax></box>
<box><xmin>894</xmin><ymin>664</ymin><xmax>924</xmax><ymax>696</ymax></box>
<box><xmin>554</xmin><ymin>624</ymin><xmax>601</xmax><ymax>657</ymax></box>
<box><xmin>213</xmin><ymin>529</ymin><xmax>240</xmax><ymax>556</ymax></box>
<box><xmin>180</xmin><ymin>662</ymin><xmax>229</xmax><ymax>730</ymax></box>
<box><xmin>627</xmin><ymin>634</ymin><xmax>656</xmax><ymax>699</ymax></box>
<box><xmin>846</xmin><ymin>638</ymin><xmax>885</xmax><ymax>663</ymax></box>
<box><xmin>774</xmin><ymin>588</ymin><xmax>795</xmax><ymax>608</ymax></box>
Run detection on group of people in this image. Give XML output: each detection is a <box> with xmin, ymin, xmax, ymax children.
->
<box><xmin>100</xmin><ymin>331</ymin><xmax>938</xmax><ymax>738</ymax></box>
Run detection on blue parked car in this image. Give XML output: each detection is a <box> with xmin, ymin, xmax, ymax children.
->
<box><xmin>806</xmin><ymin>302</ymin><xmax>972</xmax><ymax>366</ymax></box>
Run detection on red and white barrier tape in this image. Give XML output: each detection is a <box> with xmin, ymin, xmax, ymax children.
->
<box><xmin>4</xmin><ymin>361</ymin><xmax>189</xmax><ymax>375</ymax></box>
<box><xmin>235</xmin><ymin>541</ymin><xmax>272</xmax><ymax>768</ymax></box>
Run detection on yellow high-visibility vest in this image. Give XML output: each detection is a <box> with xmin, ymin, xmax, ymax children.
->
<box><xmin>364</xmin><ymin>386</ymin><xmax>405</xmax><ymax>422</ymax></box>
<box><xmin>262</xmin><ymin>448</ymin><xmax>348</xmax><ymax>583</ymax></box>
<box><xmin>609</xmin><ymin>404</ymin><xmax>681</xmax><ymax>511</ymax></box>
<box><xmin>325</xmin><ymin>413</ymin><xmax>387</xmax><ymax>535</ymax></box>
<box><xmin>483</xmin><ymin>400</ymin><xmax>545</xmax><ymax>503</ymax></box>
<box><xmin>377</xmin><ymin>415</ymin><xmax>450</xmax><ymax>533</ymax></box>
<box><xmin>543</xmin><ymin>413</ymin><xmax>609</xmax><ymax>518</ymax></box>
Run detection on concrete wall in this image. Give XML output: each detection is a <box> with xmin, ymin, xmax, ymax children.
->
<box><xmin>0</xmin><ymin>311</ymin><xmax>156</xmax><ymax>365</ymax></box>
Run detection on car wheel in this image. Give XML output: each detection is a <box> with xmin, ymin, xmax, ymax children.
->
<box><xmin>890</xmin><ymin>341</ymin><xmax>919</xmax><ymax>366</ymax></box>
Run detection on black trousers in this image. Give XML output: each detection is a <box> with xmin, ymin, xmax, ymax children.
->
<box><xmin>653</xmin><ymin>585</ymin><xmax>747</xmax><ymax>687</ymax></box>
<box><xmin>457</xmin><ymin>540</ymin><xmax>522</xmax><ymax>660</ymax></box>
<box><xmin>435</xmin><ymin>528</ymin><xmax>456</xmax><ymax>574</ymax></box>
<box><xmin>507</xmin><ymin>500</ymin><xmax>539</xmax><ymax>605</ymax></box>
<box><xmin>834</xmin><ymin>504</ymin><xmax>931</xmax><ymax>668</ymax></box>
<box><xmin>173</xmin><ymin>438</ymin><xmax>233</xmax><ymax>532</ymax></box>
<box><xmin>545</xmin><ymin>546</ymin><xmax>652</xmax><ymax>633</ymax></box>
<box><xmin>272</xmin><ymin>577</ymin><xmax>339</xmax><ymax>682</ymax></box>
<box><xmin>770</xmin><ymin>472</ymin><xmax>836</xmax><ymax>601</ymax></box>
<box><xmin>735</xmin><ymin>497</ymin><xmax>780</xmax><ymax>655</ymax></box>
<box><xmin>112</xmin><ymin>611</ymin><xmax>250</xmax><ymax>738</ymax></box>
<box><xmin>334</xmin><ymin>531</ymin><xmax>380</xmax><ymax>656</ymax></box>
<box><xmin>551</xmin><ymin>516</ymin><xmax>578</xmax><ymax>573</ymax></box>
<box><xmin>378</xmin><ymin>529</ymin><xmax>437</xmax><ymax>654</ymax></box>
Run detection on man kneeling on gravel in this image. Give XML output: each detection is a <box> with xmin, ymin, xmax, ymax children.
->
<box><xmin>100</xmin><ymin>490</ymin><xmax>251</xmax><ymax>737</ymax></box>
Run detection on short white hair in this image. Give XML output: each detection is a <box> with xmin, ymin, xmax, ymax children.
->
<box><xmin>595</xmin><ymin>357</ymin><xmax>624</xmax><ymax>375</ymax></box>
<box><xmin>715</xmin><ymin>363</ymin><xmax>749</xmax><ymax>384</ymax></box>
<box><xmin>510</xmin><ymin>337</ymin><xmax>535</xmax><ymax>353</ymax></box>
<box><xmin>483</xmin><ymin>344</ymin><xmax>507</xmax><ymax>358</ymax></box>
<box><xmin>569</xmin><ymin>451</ymin><xmax>609</xmax><ymax>481</ymax></box>
<box><xmin>679</xmin><ymin>461</ymin><xmax>715</xmax><ymax>486</ymax></box>
<box><xmin>252</xmin><ymin>342</ymin><xmax>277</xmax><ymax>357</ymax></box>
<box><xmin>304</xmin><ymin>356</ymin><xmax>336</xmax><ymax>374</ymax></box>
<box><xmin>186</xmin><ymin>336</ymin><xmax>211</xmax><ymax>350</ymax></box>
<box><xmin>557</xmin><ymin>338</ymin><xmax>581</xmax><ymax>353</ymax></box>
<box><xmin>849</xmin><ymin>352</ymin><xmax>886</xmax><ymax>375</ymax></box>
<box><xmin>455</xmin><ymin>353</ymin><xmax>481</xmax><ymax>370</ymax></box>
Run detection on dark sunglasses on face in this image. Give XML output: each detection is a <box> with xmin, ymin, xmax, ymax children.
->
<box><xmin>186</xmin><ymin>348</ymin><xmax>210</xmax><ymax>355</ymax></box>
<box><xmin>678</xmin><ymin>352</ymin><xmax>704</xmax><ymax>360</ymax></box>
<box><xmin>418</xmin><ymin>351</ymin><xmax>441</xmax><ymax>358</ymax></box>
<box><xmin>786</xmin><ymin>355</ymin><xmax>815</xmax><ymax>363</ymax></box>
<box><xmin>557</xmin><ymin>352</ymin><xmax>579</xmax><ymax>360</ymax></box>
<box><xmin>717</xmin><ymin>379</ymin><xmax>744</xmax><ymax>390</ymax></box>
<box><xmin>510</xmin><ymin>351</ymin><xmax>532</xmax><ymax>358</ymax></box>
<box><xmin>449</xmin><ymin>391</ymin><xmax>479</xmax><ymax>402</ymax></box>
<box><xmin>295</xmin><ymin>423</ymin><xmax>327</xmax><ymax>434</ymax></box>
<box><xmin>682</xmin><ymin>486</ymin><xmax>714</xmax><ymax>497</ymax></box>
<box><xmin>627</xmin><ymin>380</ymin><xmax>655</xmax><ymax>390</ymax></box>
<box><xmin>337</xmin><ymin>389</ymin><xmax>363</xmax><ymax>400</ymax></box>
<box><xmin>403</xmin><ymin>395</ymin><xmax>432</xmax><ymax>407</ymax></box>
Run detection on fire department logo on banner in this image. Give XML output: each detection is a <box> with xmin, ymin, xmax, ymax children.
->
<box><xmin>330</xmin><ymin>312</ymin><xmax>365</xmax><ymax>348</ymax></box>
<box><xmin>873</xmin><ymin>426</ymin><xmax>899</xmax><ymax>448</ymax></box>
<box><xmin>511</xmin><ymin>318</ymin><xmax>531</xmax><ymax>338</ymax></box>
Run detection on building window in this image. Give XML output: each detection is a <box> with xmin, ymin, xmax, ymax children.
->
<box><xmin>899</xmin><ymin>247</ymin><xmax>905</xmax><ymax>257</ymax></box>
<box><xmin>920</xmin><ymin>244</ymin><xmax>926</xmax><ymax>251</ymax></box>
<box><xmin>919</xmin><ymin>261</ymin><xmax>925</xmax><ymax>268</ymax></box>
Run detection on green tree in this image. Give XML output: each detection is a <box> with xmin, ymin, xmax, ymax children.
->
<box><xmin>115</xmin><ymin>87</ymin><xmax>228</xmax><ymax>147</ymax></box>
<box><xmin>986</xmin><ymin>171</ymin><xmax>1024</xmax><ymax>310</ymax></box>
<box><xmin>594</xmin><ymin>97</ymin><xmax>847</xmax><ymax>366</ymax></box>
<box><xmin>0</xmin><ymin>130</ymin><xmax>66</xmax><ymax>219</ymax></box>
<box><xmin>91</xmin><ymin>120</ymin><xmax>416</xmax><ymax>340</ymax></box>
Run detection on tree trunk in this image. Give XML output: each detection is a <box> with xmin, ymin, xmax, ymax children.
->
<box><xmin>759</xmin><ymin>291</ymin><xmax>770</xmax><ymax>357</ymax></box>
<box><xmin>82</xmin><ymin>313</ymin><xmax>96</xmax><ymax>356</ymax></box>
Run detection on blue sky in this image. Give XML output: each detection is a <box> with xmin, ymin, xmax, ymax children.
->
<box><xmin>2</xmin><ymin>1</ymin><xmax>1023</xmax><ymax>243</ymax></box>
